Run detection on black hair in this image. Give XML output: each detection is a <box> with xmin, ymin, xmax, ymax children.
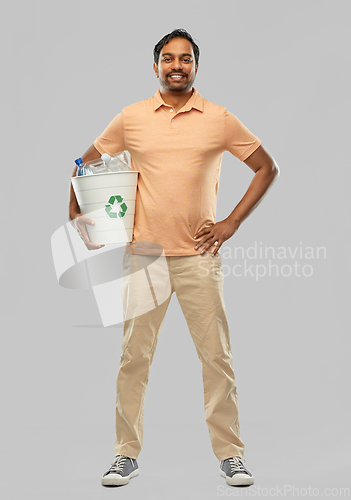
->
<box><xmin>153</xmin><ymin>29</ymin><xmax>200</xmax><ymax>66</ymax></box>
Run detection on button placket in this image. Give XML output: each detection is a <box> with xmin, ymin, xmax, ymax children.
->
<box><xmin>170</xmin><ymin>109</ymin><xmax>176</xmax><ymax>125</ymax></box>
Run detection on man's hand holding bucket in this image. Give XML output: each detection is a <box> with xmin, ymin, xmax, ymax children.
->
<box><xmin>71</xmin><ymin>213</ymin><xmax>105</xmax><ymax>251</ymax></box>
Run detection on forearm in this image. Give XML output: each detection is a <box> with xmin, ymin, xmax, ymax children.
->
<box><xmin>227</xmin><ymin>161</ymin><xmax>279</xmax><ymax>227</ymax></box>
<box><xmin>69</xmin><ymin>144</ymin><xmax>102</xmax><ymax>220</ymax></box>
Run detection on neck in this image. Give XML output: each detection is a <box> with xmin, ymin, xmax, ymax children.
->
<box><xmin>159</xmin><ymin>87</ymin><xmax>194</xmax><ymax>112</ymax></box>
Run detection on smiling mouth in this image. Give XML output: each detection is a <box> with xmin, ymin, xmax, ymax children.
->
<box><xmin>168</xmin><ymin>74</ymin><xmax>186</xmax><ymax>80</ymax></box>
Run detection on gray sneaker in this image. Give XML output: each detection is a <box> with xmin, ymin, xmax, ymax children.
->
<box><xmin>219</xmin><ymin>456</ymin><xmax>254</xmax><ymax>486</ymax></box>
<box><xmin>101</xmin><ymin>455</ymin><xmax>139</xmax><ymax>486</ymax></box>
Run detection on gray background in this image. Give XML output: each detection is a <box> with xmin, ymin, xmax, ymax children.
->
<box><xmin>1</xmin><ymin>0</ymin><xmax>350</xmax><ymax>499</ymax></box>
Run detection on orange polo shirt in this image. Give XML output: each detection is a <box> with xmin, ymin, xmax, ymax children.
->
<box><xmin>93</xmin><ymin>88</ymin><xmax>261</xmax><ymax>256</ymax></box>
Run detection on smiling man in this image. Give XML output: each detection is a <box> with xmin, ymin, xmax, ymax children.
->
<box><xmin>69</xmin><ymin>29</ymin><xmax>279</xmax><ymax>488</ymax></box>
<box><xmin>155</xmin><ymin>42</ymin><xmax>196</xmax><ymax>95</ymax></box>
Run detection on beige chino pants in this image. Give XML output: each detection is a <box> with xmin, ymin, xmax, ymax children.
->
<box><xmin>115</xmin><ymin>250</ymin><xmax>245</xmax><ymax>461</ymax></box>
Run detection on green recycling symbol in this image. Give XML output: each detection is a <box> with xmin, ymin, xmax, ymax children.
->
<box><xmin>105</xmin><ymin>195</ymin><xmax>128</xmax><ymax>219</ymax></box>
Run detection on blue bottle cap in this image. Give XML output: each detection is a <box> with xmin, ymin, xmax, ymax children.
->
<box><xmin>75</xmin><ymin>158</ymin><xmax>83</xmax><ymax>166</ymax></box>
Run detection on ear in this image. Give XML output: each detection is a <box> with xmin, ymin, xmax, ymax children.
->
<box><xmin>153</xmin><ymin>62</ymin><xmax>159</xmax><ymax>78</ymax></box>
<box><xmin>195</xmin><ymin>63</ymin><xmax>199</xmax><ymax>74</ymax></box>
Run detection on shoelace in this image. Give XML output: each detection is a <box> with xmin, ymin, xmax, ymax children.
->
<box><xmin>228</xmin><ymin>457</ymin><xmax>247</xmax><ymax>474</ymax></box>
<box><xmin>109</xmin><ymin>455</ymin><xmax>128</xmax><ymax>473</ymax></box>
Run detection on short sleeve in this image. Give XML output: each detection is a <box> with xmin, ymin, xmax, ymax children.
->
<box><xmin>93</xmin><ymin>111</ymin><xmax>126</xmax><ymax>155</ymax></box>
<box><xmin>224</xmin><ymin>109</ymin><xmax>261</xmax><ymax>161</ymax></box>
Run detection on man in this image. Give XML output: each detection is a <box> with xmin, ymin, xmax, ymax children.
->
<box><xmin>69</xmin><ymin>29</ymin><xmax>279</xmax><ymax>487</ymax></box>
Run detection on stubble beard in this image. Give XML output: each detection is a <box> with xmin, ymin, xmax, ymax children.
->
<box><xmin>160</xmin><ymin>74</ymin><xmax>194</xmax><ymax>92</ymax></box>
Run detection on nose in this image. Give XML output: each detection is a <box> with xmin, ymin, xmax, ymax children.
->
<box><xmin>171</xmin><ymin>58</ymin><xmax>183</xmax><ymax>71</ymax></box>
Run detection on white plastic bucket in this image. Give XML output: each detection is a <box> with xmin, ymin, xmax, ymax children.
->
<box><xmin>71</xmin><ymin>171</ymin><xmax>139</xmax><ymax>245</ymax></box>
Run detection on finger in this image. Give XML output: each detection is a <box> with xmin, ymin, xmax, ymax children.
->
<box><xmin>87</xmin><ymin>243</ymin><xmax>105</xmax><ymax>251</ymax></box>
<box><xmin>78</xmin><ymin>217</ymin><xmax>95</xmax><ymax>227</ymax></box>
<box><xmin>194</xmin><ymin>232</ymin><xmax>204</xmax><ymax>240</ymax></box>
<box><xmin>194</xmin><ymin>226</ymin><xmax>213</xmax><ymax>239</ymax></box>
<box><xmin>80</xmin><ymin>227</ymin><xmax>92</xmax><ymax>246</ymax></box>
<box><xmin>211</xmin><ymin>240</ymin><xmax>221</xmax><ymax>257</ymax></box>
<box><xmin>80</xmin><ymin>225</ymin><xmax>104</xmax><ymax>250</ymax></box>
<box><xmin>85</xmin><ymin>235</ymin><xmax>104</xmax><ymax>250</ymax></box>
<box><xmin>78</xmin><ymin>221</ymin><xmax>95</xmax><ymax>246</ymax></box>
<box><xmin>199</xmin><ymin>240</ymin><xmax>216</xmax><ymax>253</ymax></box>
<box><xmin>195</xmin><ymin>233</ymin><xmax>213</xmax><ymax>246</ymax></box>
<box><xmin>84</xmin><ymin>218</ymin><xmax>96</xmax><ymax>226</ymax></box>
<box><xmin>195</xmin><ymin>238</ymin><xmax>208</xmax><ymax>250</ymax></box>
<box><xmin>196</xmin><ymin>234</ymin><xmax>218</xmax><ymax>250</ymax></box>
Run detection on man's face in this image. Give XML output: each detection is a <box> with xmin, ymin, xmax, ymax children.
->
<box><xmin>153</xmin><ymin>37</ymin><xmax>198</xmax><ymax>93</ymax></box>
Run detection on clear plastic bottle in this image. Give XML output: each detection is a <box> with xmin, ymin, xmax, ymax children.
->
<box><xmin>101</xmin><ymin>153</ymin><xmax>112</xmax><ymax>172</ymax></box>
<box><xmin>106</xmin><ymin>152</ymin><xmax>130</xmax><ymax>172</ymax></box>
<box><xmin>75</xmin><ymin>158</ymin><xmax>84</xmax><ymax>176</ymax></box>
<box><xmin>84</xmin><ymin>154</ymin><xmax>111</xmax><ymax>174</ymax></box>
<box><xmin>83</xmin><ymin>152</ymin><xmax>131</xmax><ymax>174</ymax></box>
<box><xmin>75</xmin><ymin>158</ymin><xmax>93</xmax><ymax>176</ymax></box>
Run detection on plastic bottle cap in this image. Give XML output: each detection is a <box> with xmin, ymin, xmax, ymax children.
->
<box><xmin>101</xmin><ymin>153</ymin><xmax>111</xmax><ymax>163</ymax></box>
<box><xmin>75</xmin><ymin>158</ymin><xmax>83</xmax><ymax>166</ymax></box>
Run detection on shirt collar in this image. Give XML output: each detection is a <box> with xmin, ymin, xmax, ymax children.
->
<box><xmin>153</xmin><ymin>87</ymin><xmax>204</xmax><ymax>113</ymax></box>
